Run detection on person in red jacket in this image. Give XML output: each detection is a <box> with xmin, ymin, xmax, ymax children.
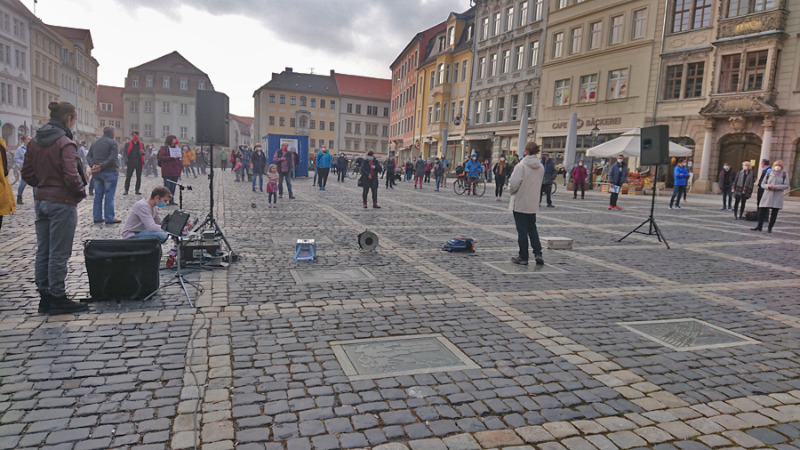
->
<box><xmin>571</xmin><ymin>160</ymin><xmax>588</xmax><ymax>199</ymax></box>
<box><xmin>157</xmin><ymin>135</ymin><xmax>183</xmax><ymax>205</ymax></box>
<box><xmin>123</xmin><ymin>131</ymin><xmax>146</xmax><ymax>195</ymax></box>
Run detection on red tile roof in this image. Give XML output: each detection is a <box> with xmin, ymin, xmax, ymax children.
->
<box><xmin>333</xmin><ymin>73</ymin><xmax>391</xmax><ymax>102</ymax></box>
<box><xmin>48</xmin><ymin>25</ymin><xmax>91</xmax><ymax>42</ymax></box>
<box><xmin>97</xmin><ymin>85</ymin><xmax>124</xmax><ymax>119</ymax></box>
<box><xmin>230</xmin><ymin>114</ymin><xmax>254</xmax><ymax>127</ymax></box>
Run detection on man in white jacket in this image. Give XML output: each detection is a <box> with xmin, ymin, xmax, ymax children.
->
<box><xmin>508</xmin><ymin>142</ymin><xmax>545</xmax><ymax>266</ymax></box>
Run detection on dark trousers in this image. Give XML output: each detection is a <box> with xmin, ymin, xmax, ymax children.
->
<box><xmin>220</xmin><ymin>160</ymin><xmax>227</xmax><ymax>171</ymax></box>
<box><xmin>722</xmin><ymin>189</ymin><xmax>733</xmax><ymax>208</ymax></box>
<box><xmin>756</xmin><ymin>207</ymin><xmax>779</xmax><ymax>230</ymax></box>
<box><xmin>318</xmin><ymin>168</ymin><xmax>330</xmax><ymax>187</ymax></box>
<box><xmin>163</xmin><ymin>176</ymin><xmax>179</xmax><ymax>196</ymax></box>
<box><xmin>338</xmin><ymin>168</ymin><xmax>347</xmax><ymax>182</ymax></box>
<box><xmin>573</xmin><ymin>182</ymin><xmax>585</xmax><ymax>199</ymax></box>
<box><xmin>540</xmin><ymin>184</ymin><xmax>553</xmax><ymax>206</ymax></box>
<box><xmin>362</xmin><ymin>182</ymin><xmax>378</xmax><ymax>204</ymax></box>
<box><xmin>424</xmin><ymin>171</ymin><xmax>431</xmax><ymax>182</ymax></box>
<box><xmin>670</xmin><ymin>185</ymin><xmax>686</xmax><ymax>207</ymax></box>
<box><xmin>733</xmin><ymin>196</ymin><xmax>748</xmax><ymax>217</ymax></box>
<box><xmin>610</xmin><ymin>192</ymin><xmax>620</xmax><ymax>207</ymax></box>
<box><xmin>513</xmin><ymin>211</ymin><xmax>542</xmax><ymax>261</ymax></box>
<box><xmin>125</xmin><ymin>164</ymin><xmax>142</xmax><ymax>193</ymax></box>
<box><xmin>756</xmin><ymin>188</ymin><xmax>765</xmax><ymax>205</ymax></box>
<box><xmin>278</xmin><ymin>172</ymin><xmax>293</xmax><ymax>196</ymax></box>
<box><xmin>495</xmin><ymin>175</ymin><xmax>506</xmax><ymax>197</ymax></box>
<box><xmin>386</xmin><ymin>171</ymin><xmax>395</xmax><ymax>188</ymax></box>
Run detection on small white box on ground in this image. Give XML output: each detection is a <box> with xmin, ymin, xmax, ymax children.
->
<box><xmin>541</xmin><ymin>237</ymin><xmax>573</xmax><ymax>249</ymax></box>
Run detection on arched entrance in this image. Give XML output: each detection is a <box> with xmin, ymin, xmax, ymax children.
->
<box><xmin>718</xmin><ymin>133</ymin><xmax>761</xmax><ymax>174</ymax></box>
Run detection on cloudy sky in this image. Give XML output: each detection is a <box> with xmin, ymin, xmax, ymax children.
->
<box><xmin>24</xmin><ymin>0</ymin><xmax>467</xmax><ymax>116</ymax></box>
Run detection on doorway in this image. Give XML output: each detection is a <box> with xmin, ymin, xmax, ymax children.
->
<box><xmin>718</xmin><ymin>133</ymin><xmax>761</xmax><ymax>174</ymax></box>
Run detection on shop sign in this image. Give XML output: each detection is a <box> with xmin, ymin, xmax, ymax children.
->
<box><xmin>552</xmin><ymin>117</ymin><xmax>622</xmax><ymax>130</ymax></box>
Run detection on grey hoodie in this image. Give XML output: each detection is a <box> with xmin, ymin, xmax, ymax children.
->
<box><xmin>34</xmin><ymin>120</ymin><xmax>73</xmax><ymax>147</ymax></box>
<box><xmin>87</xmin><ymin>128</ymin><xmax>119</xmax><ymax>172</ymax></box>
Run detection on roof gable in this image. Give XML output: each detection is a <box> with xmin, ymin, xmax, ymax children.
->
<box><xmin>255</xmin><ymin>69</ymin><xmax>339</xmax><ymax>97</ymax></box>
<box><xmin>333</xmin><ymin>73</ymin><xmax>391</xmax><ymax>102</ymax></box>
<box><xmin>129</xmin><ymin>51</ymin><xmax>210</xmax><ymax>78</ymax></box>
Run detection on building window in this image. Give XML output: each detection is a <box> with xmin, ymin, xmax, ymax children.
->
<box><xmin>346</xmin><ymin>122</ymin><xmax>352</xmax><ymax>133</ymax></box>
<box><xmin>685</xmin><ymin>62</ymin><xmax>705</xmax><ymax>98</ymax></box>
<box><xmin>162</xmin><ymin>101</ymin><xmax>170</xmax><ymax>113</ymax></box>
<box><xmin>438</xmin><ymin>63</ymin><xmax>445</xmax><ymax>84</ymax></box>
<box><xmin>180</xmin><ymin>127</ymin><xmax>187</xmax><ymax>139</ymax></box>
<box><xmin>664</xmin><ymin>65</ymin><xmax>684</xmax><ymax>99</ymax></box>
<box><xmin>428</xmin><ymin>106</ymin><xmax>433</xmax><ymax>125</ymax></box>
<box><xmin>347</xmin><ymin>103</ymin><xmax>353</xmax><ymax>113</ymax></box>
<box><xmin>311</xmin><ymin>138</ymin><xmax>317</xmax><ymax>148</ymax></box>
<box><xmin>553</xmin><ymin>32</ymin><xmax>564</xmax><ymax>58</ymax></box>
<box><xmin>497</xmin><ymin>97</ymin><xmax>505</xmax><ymax>122</ymax></box>
<box><xmin>570</xmin><ymin>28</ymin><xmax>582</xmax><ymax>55</ymax></box>
<box><xmin>579</xmin><ymin>74</ymin><xmax>597</xmax><ymax>102</ymax></box>
<box><xmin>144</xmin><ymin>101</ymin><xmax>152</xmax><ymax>113</ymax></box>
<box><xmin>329</xmin><ymin>140</ymin><xmax>334</xmax><ymax>150</ymax></box>
<box><xmin>163</xmin><ymin>77</ymin><xmax>170</xmax><ymax>88</ymax></box>
<box><xmin>519</xmin><ymin>1</ymin><xmax>528</xmax><ymax>27</ymax></box>
<box><xmin>515</xmin><ymin>45</ymin><xmax>525</xmax><ymax>70</ymax></box>
<box><xmin>300</xmin><ymin>96</ymin><xmax>306</xmax><ymax>106</ymax></box>
<box><xmin>529</xmin><ymin>40</ymin><xmax>540</xmax><ymax>67</ymax></box>
<box><xmin>448</xmin><ymin>26</ymin><xmax>455</xmax><ymax>45</ymax></box>
<box><xmin>280</xmin><ymin>94</ymin><xmax>286</xmax><ymax>104</ymax></box>
<box><xmin>132</xmin><ymin>77</ymin><xmax>139</xmax><ymax>88</ymax></box>
<box><xmin>310</xmin><ymin>98</ymin><xmax>316</xmax><ymax>108</ymax></box>
<box><xmin>485</xmin><ymin>99</ymin><xmax>493</xmax><ymax>123</ymax></box>
<box><xmin>532</xmin><ymin>0</ymin><xmax>543</xmax><ymax>21</ymax></box>
<box><xmin>493</xmin><ymin>12</ymin><xmax>501</xmax><ymax>36</ymax></box>
<box><xmin>673</xmin><ymin>0</ymin><xmax>712</xmax><ymax>32</ymax></box>
<box><xmin>130</xmin><ymin>101</ymin><xmax>138</xmax><ymax>113</ymax></box>
<box><xmin>744</xmin><ymin>50</ymin><xmax>768</xmax><ymax>91</ymax></box>
<box><xmin>320</xmin><ymin>121</ymin><xmax>325</xmax><ymax>131</ymax></box>
<box><xmin>269</xmin><ymin>116</ymin><xmax>275</xmax><ymax>126</ymax></box>
<box><xmin>525</xmin><ymin>92</ymin><xmax>533</xmax><ymax>116</ymax></box>
<box><xmin>727</xmin><ymin>0</ymin><xmax>777</xmax><ymax>18</ymax></box>
<box><xmin>367</xmin><ymin>106</ymin><xmax>378</xmax><ymax>116</ymax></box>
<box><xmin>290</xmin><ymin>118</ymin><xmax>296</xmax><ymax>127</ymax></box>
<box><xmin>474</xmin><ymin>101</ymin><xmax>481</xmax><ymax>125</ymax></box>
<box><xmin>481</xmin><ymin>16</ymin><xmax>489</xmax><ymax>40</ymax></box>
<box><xmin>279</xmin><ymin>117</ymin><xmax>286</xmax><ymax>127</ymax></box>
<box><xmin>510</xmin><ymin>95</ymin><xmax>518</xmax><ymax>120</ymax></box>
<box><xmin>478</xmin><ymin>57</ymin><xmax>486</xmax><ymax>78</ymax></box>
<box><xmin>180</xmin><ymin>78</ymin><xmax>188</xmax><ymax>90</ymax></box>
<box><xmin>610</xmin><ymin>15</ymin><xmax>624</xmax><ymax>45</ymax></box>
<box><xmin>505</xmin><ymin>6</ymin><xmax>514</xmax><ymax>32</ymax></box>
<box><xmin>144</xmin><ymin>124</ymin><xmax>152</xmax><ymax>137</ymax></box>
<box><xmin>434</xmin><ymin>102</ymin><xmax>441</xmax><ymax>123</ymax></box>
<box><xmin>146</xmin><ymin>76</ymin><xmax>153</xmax><ymax>87</ymax></box>
<box><xmin>269</xmin><ymin>93</ymin><xmax>276</xmax><ymax>103</ymax></box>
<box><xmin>554</xmin><ymin>79</ymin><xmax>570</xmax><ymax>106</ymax></box>
<box><xmin>100</xmin><ymin>102</ymin><xmax>113</xmax><ymax>112</ymax></box>
<box><xmin>162</xmin><ymin>125</ymin><xmax>170</xmax><ymax>137</ymax></box>
<box><xmin>310</xmin><ymin>119</ymin><xmax>316</xmax><ymax>129</ymax></box>
<box><xmin>632</xmin><ymin>9</ymin><xmax>647</xmax><ymax>39</ymax></box>
<box><xmin>501</xmin><ymin>50</ymin><xmax>510</xmax><ymax>74</ymax></box>
<box><xmin>198</xmin><ymin>81</ymin><xmax>205</xmax><ymax>90</ymax></box>
<box><xmin>719</xmin><ymin>54</ymin><xmax>741</xmax><ymax>92</ymax></box>
<box><xmin>490</xmin><ymin>53</ymin><xmax>498</xmax><ymax>76</ymax></box>
<box><xmin>607</xmin><ymin>69</ymin><xmax>629</xmax><ymax>99</ymax></box>
<box><xmin>330</xmin><ymin>122</ymin><xmax>334</xmax><ymax>132</ymax></box>
<box><xmin>384</xmin><ymin>107</ymin><xmax>389</xmax><ymax>116</ymax></box>
<box><xmin>355</xmin><ymin>104</ymin><xmax>362</xmax><ymax>114</ymax></box>
<box><xmin>556</xmin><ymin>0</ymin><xmax>568</xmax><ymax>8</ymax></box>
<box><xmin>180</xmin><ymin>103</ymin><xmax>188</xmax><ymax>115</ymax></box>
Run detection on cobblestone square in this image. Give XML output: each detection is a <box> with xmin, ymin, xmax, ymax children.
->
<box><xmin>1</xmin><ymin>172</ymin><xmax>799</xmax><ymax>449</ymax></box>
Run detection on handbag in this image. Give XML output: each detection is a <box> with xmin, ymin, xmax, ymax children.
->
<box><xmin>357</xmin><ymin>177</ymin><xmax>363</xmax><ymax>187</ymax></box>
<box><xmin>609</xmin><ymin>184</ymin><xmax>620</xmax><ymax>194</ymax></box>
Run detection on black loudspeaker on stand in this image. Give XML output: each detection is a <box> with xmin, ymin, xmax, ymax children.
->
<box><xmin>618</xmin><ymin>125</ymin><xmax>670</xmax><ymax>249</ymax></box>
<box><xmin>195</xmin><ymin>90</ymin><xmax>235</xmax><ymax>259</ymax></box>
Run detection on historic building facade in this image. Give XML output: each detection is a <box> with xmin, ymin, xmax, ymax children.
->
<box><xmin>0</xmin><ymin>0</ymin><xmax>31</xmax><ymax>147</ymax></box>
<box><xmin>229</xmin><ymin>114</ymin><xmax>253</xmax><ymax>150</ymax></box>
<box><xmin>122</xmin><ymin>51</ymin><xmax>213</xmax><ymax>148</ymax></box>
<box><xmin>415</xmin><ymin>10</ymin><xmax>475</xmax><ymax>164</ymax></box>
<box><xmin>97</xmin><ymin>85</ymin><xmax>123</xmax><ymax>144</ymax></box>
<box><xmin>468</xmin><ymin>0</ymin><xmax>547</xmax><ymax>163</ymax></box>
<box><xmin>29</xmin><ymin>16</ymin><xmax>63</xmax><ymax>135</ymax></box>
<box><xmin>51</xmin><ymin>25</ymin><xmax>98</xmax><ymax>144</ymax></box>
<box><xmin>253</xmin><ymin>68</ymin><xmax>339</xmax><ymax>151</ymax></box>
<box><xmin>334</xmin><ymin>72</ymin><xmax>392</xmax><ymax>158</ymax></box>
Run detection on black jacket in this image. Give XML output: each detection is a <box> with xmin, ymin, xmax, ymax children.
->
<box><xmin>251</xmin><ymin>151</ymin><xmax>267</xmax><ymax>174</ymax></box>
<box><xmin>87</xmin><ymin>129</ymin><xmax>119</xmax><ymax>172</ymax></box>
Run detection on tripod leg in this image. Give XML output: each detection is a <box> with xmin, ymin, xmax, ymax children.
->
<box><xmin>177</xmin><ymin>275</ymin><xmax>195</xmax><ymax>308</ymax></box>
<box><xmin>649</xmin><ymin>218</ymin><xmax>670</xmax><ymax>249</ymax></box>
<box><xmin>618</xmin><ymin>218</ymin><xmax>650</xmax><ymax>243</ymax></box>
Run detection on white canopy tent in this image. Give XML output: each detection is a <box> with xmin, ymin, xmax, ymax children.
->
<box><xmin>586</xmin><ymin>128</ymin><xmax>693</xmax><ymax>159</ymax></box>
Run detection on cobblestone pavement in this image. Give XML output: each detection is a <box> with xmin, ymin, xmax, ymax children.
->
<box><xmin>2</xmin><ymin>168</ymin><xmax>800</xmax><ymax>450</ymax></box>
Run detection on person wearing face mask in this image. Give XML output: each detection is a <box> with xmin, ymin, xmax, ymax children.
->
<box><xmin>752</xmin><ymin>160</ymin><xmax>790</xmax><ymax>233</ymax></box>
<box><xmin>608</xmin><ymin>155</ymin><xmax>627</xmax><ymax>210</ymax></box>
<box><xmin>570</xmin><ymin>160</ymin><xmax>588</xmax><ymax>200</ymax></box>
<box><xmin>21</xmin><ymin>101</ymin><xmax>89</xmax><ymax>315</ymax></box>
<box><xmin>669</xmin><ymin>158</ymin><xmax>690</xmax><ymax>209</ymax></box>
<box><xmin>414</xmin><ymin>155</ymin><xmax>426</xmax><ymax>189</ymax></box>
<box><xmin>360</xmin><ymin>151</ymin><xmax>383</xmax><ymax>208</ymax></box>
<box><xmin>158</xmin><ymin>135</ymin><xmax>183</xmax><ymax>204</ymax></box>
<box><xmin>251</xmin><ymin>146</ymin><xmax>267</xmax><ymax>192</ymax></box>
<box><xmin>315</xmin><ymin>146</ymin><xmax>332</xmax><ymax>190</ymax></box>
<box><xmin>732</xmin><ymin>161</ymin><xmax>754</xmax><ymax>220</ymax></box>
<box><xmin>493</xmin><ymin>155</ymin><xmax>510</xmax><ymax>200</ymax></box>
<box><xmin>121</xmin><ymin>186</ymin><xmax>173</xmax><ymax>243</ymax></box>
<box><xmin>433</xmin><ymin>158</ymin><xmax>445</xmax><ymax>191</ymax></box>
<box><xmin>756</xmin><ymin>158</ymin><xmax>771</xmax><ymax>205</ymax></box>
<box><xmin>87</xmin><ymin>126</ymin><xmax>121</xmax><ymax>224</ymax></box>
<box><xmin>718</xmin><ymin>162</ymin><xmax>734</xmax><ymax>210</ymax></box>
<box><xmin>385</xmin><ymin>155</ymin><xmax>397</xmax><ymax>189</ymax></box>
<box><xmin>465</xmin><ymin>153</ymin><xmax>483</xmax><ymax>195</ymax></box>
<box><xmin>122</xmin><ymin>131</ymin><xmax>146</xmax><ymax>196</ymax></box>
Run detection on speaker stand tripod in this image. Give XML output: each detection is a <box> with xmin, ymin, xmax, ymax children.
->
<box><xmin>143</xmin><ymin>235</ymin><xmax>201</xmax><ymax>307</ymax></box>
<box><xmin>618</xmin><ymin>164</ymin><xmax>670</xmax><ymax>249</ymax></box>
<box><xmin>194</xmin><ymin>143</ymin><xmax>234</xmax><ymax>255</ymax></box>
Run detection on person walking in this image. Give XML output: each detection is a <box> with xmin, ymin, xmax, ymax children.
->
<box><xmin>434</xmin><ymin>157</ymin><xmax>445</xmax><ymax>192</ymax></box>
<box><xmin>719</xmin><ymin>162</ymin><xmax>734</xmax><ymax>210</ymax></box>
<box><xmin>273</xmin><ymin>143</ymin><xmax>295</xmax><ymax>199</ymax></box>
<box><xmin>241</xmin><ymin>146</ymin><xmax>252</xmax><ymax>181</ymax></box>
<box><xmin>336</xmin><ymin>152</ymin><xmax>348</xmax><ymax>182</ymax></box>
<box><xmin>20</xmin><ymin>101</ymin><xmax>89</xmax><ymax>314</ymax></box>
<box><xmin>509</xmin><ymin>142</ymin><xmax>545</xmax><ymax>266</ymax></box>
<box><xmin>316</xmin><ymin>146</ymin><xmax>332</xmax><ymax>190</ymax></box>
<box><xmin>732</xmin><ymin>161</ymin><xmax>754</xmax><ymax>220</ymax></box>
<box><xmin>385</xmin><ymin>155</ymin><xmax>397</xmax><ymax>189</ymax></box>
<box><xmin>441</xmin><ymin>154</ymin><xmax>450</xmax><ymax>187</ymax></box>
<box><xmin>87</xmin><ymin>126</ymin><xmax>121</xmax><ymax>224</ymax></box>
<box><xmin>756</xmin><ymin>159</ymin><xmax>771</xmax><ymax>206</ymax></box>
<box><xmin>752</xmin><ymin>160</ymin><xmax>790</xmax><ymax>233</ymax></box>
<box><xmin>144</xmin><ymin>145</ymin><xmax>159</xmax><ymax>177</ymax></box>
<box><xmin>414</xmin><ymin>156</ymin><xmax>425</xmax><ymax>189</ymax></box>
<box><xmin>424</xmin><ymin>159</ymin><xmax>433</xmax><ymax>183</ymax></box>
<box><xmin>608</xmin><ymin>155</ymin><xmax>627</xmax><ymax>210</ymax></box>
<box><xmin>219</xmin><ymin>148</ymin><xmax>228</xmax><ymax>171</ymax></box>
<box><xmin>251</xmin><ymin>146</ymin><xmax>267</xmax><ymax>192</ymax></box>
<box><xmin>157</xmin><ymin>135</ymin><xmax>182</xmax><ymax>204</ymax></box>
<box><xmin>540</xmin><ymin>153</ymin><xmax>556</xmax><ymax>208</ymax></box>
<box><xmin>0</xmin><ymin>132</ymin><xmax>15</xmax><ymax>276</ymax></box>
<box><xmin>669</xmin><ymin>158</ymin><xmax>690</xmax><ymax>209</ymax></box>
<box><xmin>493</xmin><ymin>155</ymin><xmax>510</xmax><ymax>201</ymax></box>
<box><xmin>570</xmin><ymin>160</ymin><xmax>588</xmax><ymax>200</ymax></box>
<box><xmin>405</xmin><ymin>159</ymin><xmax>413</xmax><ymax>182</ymax></box>
<box><xmin>13</xmin><ymin>134</ymin><xmax>31</xmax><ymax>204</ymax></box>
<box><xmin>465</xmin><ymin>153</ymin><xmax>482</xmax><ymax>195</ymax></box>
<box><xmin>290</xmin><ymin>148</ymin><xmax>299</xmax><ymax>180</ymax></box>
<box><xmin>122</xmin><ymin>131</ymin><xmax>145</xmax><ymax>195</ymax></box>
<box><xmin>360</xmin><ymin>151</ymin><xmax>382</xmax><ymax>209</ymax></box>
<box><xmin>266</xmin><ymin>164</ymin><xmax>279</xmax><ymax>208</ymax></box>
<box><xmin>181</xmin><ymin>145</ymin><xmax>196</xmax><ymax>178</ymax></box>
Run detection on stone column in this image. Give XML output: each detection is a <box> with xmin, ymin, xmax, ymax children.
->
<box><xmin>695</xmin><ymin>119</ymin><xmax>715</xmax><ymax>193</ymax></box>
<box><xmin>759</xmin><ymin>116</ymin><xmax>775</xmax><ymax>165</ymax></box>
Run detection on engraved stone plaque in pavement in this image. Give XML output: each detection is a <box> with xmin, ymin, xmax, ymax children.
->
<box><xmin>290</xmin><ymin>267</ymin><xmax>375</xmax><ymax>283</ymax></box>
<box><xmin>618</xmin><ymin>318</ymin><xmax>760</xmax><ymax>351</ymax></box>
<box><xmin>483</xmin><ymin>261</ymin><xmax>567</xmax><ymax>274</ymax></box>
<box><xmin>331</xmin><ymin>334</ymin><xmax>480</xmax><ymax>380</ymax></box>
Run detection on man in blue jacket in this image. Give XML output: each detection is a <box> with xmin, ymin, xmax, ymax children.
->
<box><xmin>670</xmin><ymin>158</ymin><xmax>690</xmax><ymax>209</ymax></box>
<box><xmin>464</xmin><ymin>152</ymin><xmax>482</xmax><ymax>195</ymax></box>
<box><xmin>608</xmin><ymin>155</ymin><xmax>627</xmax><ymax>210</ymax></box>
<box><xmin>315</xmin><ymin>146</ymin><xmax>332</xmax><ymax>190</ymax></box>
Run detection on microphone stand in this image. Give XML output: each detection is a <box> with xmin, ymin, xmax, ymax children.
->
<box><xmin>164</xmin><ymin>179</ymin><xmax>192</xmax><ymax>210</ymax></box>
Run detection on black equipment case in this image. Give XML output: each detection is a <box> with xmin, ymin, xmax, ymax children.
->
<box><xmin>84</xmin><ymin>239</ymin><xmax>162</xmax><ymax>300</ymax></box>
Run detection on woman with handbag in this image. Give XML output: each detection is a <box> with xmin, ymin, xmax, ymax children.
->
<box><xmin>751</xmin><ymin>160</ymin><xmax>790</xmax><ymax>232</ymax></box>
<box><xmin>732</xmin><ymin>161</ymin><xmax>754</xmax><ymax>220</ymax></box>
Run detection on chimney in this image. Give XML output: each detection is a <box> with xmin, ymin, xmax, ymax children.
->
<box><xmin>285</xmin><ymin>67</ymin><xmax>293</xmax><ymax>73</ymax></box>
<box><xmin>330</xmin><ymin>69</ymin><xmax>335</xmax><ymax>76</ymax></box>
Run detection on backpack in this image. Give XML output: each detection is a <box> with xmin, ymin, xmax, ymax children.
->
<box><xmin>442</xmin><ymin>235</ymin><xmax>475</xmax><ymax>252</ymax></box>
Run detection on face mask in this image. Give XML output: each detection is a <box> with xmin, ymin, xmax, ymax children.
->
<box><xmin>156</xmin><ymin>201</ymin><xmax>167</xmax><ymax>208</ymax></box>
<box><xmin>773</xmin><ymin>166</ymin><xmax>781</xmax><ymax>172</ymax></box>
<box><xmin>617</xmin><ymin>159</ymin><xmax>623</xmax><ymax>164</ymax></box>
<box><xmin>472</xmin><ymin>157</ymin><xmax>477</xmax><ymax>160</ymax></box>
<box><xmin>368</xmin><ymin>156</ymin><xmax>374</xmax><ymax>161</ymax></box>
<box><xmin>578</xmin><ymin>162</ymin><xmax>583</xmax><ymax>166</ymax></box>
<box><xmin>723</xmin><ymin>166</ymin><xmax>729</xmax><ymax>170</ymax></box>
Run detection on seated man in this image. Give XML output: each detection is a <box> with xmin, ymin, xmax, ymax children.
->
<box><xmin>121</xmin><ymin>186</ymin><xmax>172</xmax><ymax>242</ymax></box>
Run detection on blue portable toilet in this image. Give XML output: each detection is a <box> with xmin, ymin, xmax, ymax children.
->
<box><xmin>265</xmin><ymin>134</ymin><xmax>309</xmax><ymax>177</ymax></box>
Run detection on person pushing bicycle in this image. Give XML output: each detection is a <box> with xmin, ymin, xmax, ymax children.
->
<box><xmin>465</xmin><ymin>152</ymin><xmax>483</xmax><ymax>196</ymax></box>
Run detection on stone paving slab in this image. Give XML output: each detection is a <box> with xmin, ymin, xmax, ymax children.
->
<box><xmin>1</xmin><ymin>171</ymin><xmax>799</xmax><ymax>448</ymax></box>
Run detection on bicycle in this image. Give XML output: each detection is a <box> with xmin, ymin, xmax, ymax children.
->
<box><xmin>347</xmin><ymin>160</ymin><xmax>361</xmax><ymax>179</ymax></box>
<box><xmin>454</xmin><ymin>174</ymin><xmax>485</xmax><ymax>197</ymax></box>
